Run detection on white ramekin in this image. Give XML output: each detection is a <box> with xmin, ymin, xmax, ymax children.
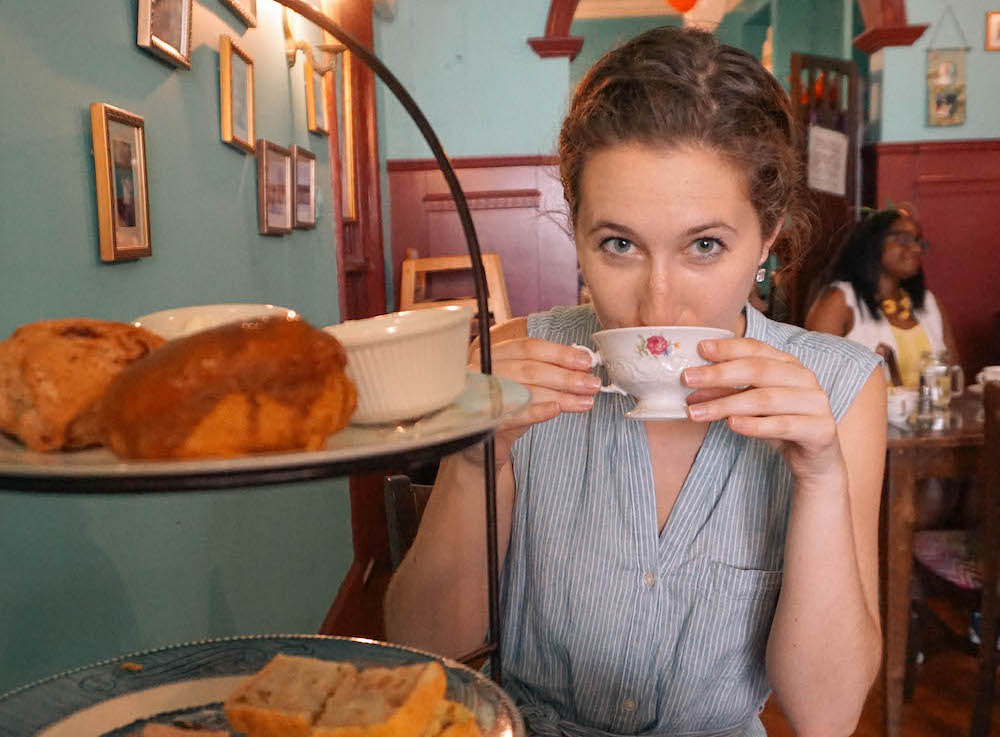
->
<box><xmin>323</xmin><ymin>305</ymin><xmax>473</xmax><ymax>424</ymax></box>
<box><xmin>133</xmin><ymin>304</ymin><xmax>298</xmax><ymax>340</ymax></box>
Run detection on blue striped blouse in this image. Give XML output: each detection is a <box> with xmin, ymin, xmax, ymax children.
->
<box><xmin>501</xmin><ymin>303</ymin><xmax>880</xmax><ymax>737</ymax></box>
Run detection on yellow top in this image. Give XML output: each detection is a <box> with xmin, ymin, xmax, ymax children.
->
<box><xmin>889</xmin><ymin>322</ymin><xmax>933</xmax><ymax>388</ymax></box>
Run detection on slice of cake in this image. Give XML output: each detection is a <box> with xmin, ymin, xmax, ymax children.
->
<box><xmin>224</xmin><ymin>654</ymin><xmax>357</xmax><ymax>737</ymax></box>
<box><xmin>311</xmin><ymin>662</ymin><xmax>446</xmax><ymax>737</ymax></box>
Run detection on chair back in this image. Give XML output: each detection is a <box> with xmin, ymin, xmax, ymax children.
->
<box><xmin>399</xmin><ymin>254</ymin><xmax>512</xmax><ymax>324</ymax></box>
<box><xmin>384</xmin><ymin>474</ymin><xmax>433</xmax><ymax>569</ymax></box>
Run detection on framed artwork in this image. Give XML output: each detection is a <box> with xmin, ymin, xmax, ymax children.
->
<box><xmin>926</xmin><ymin>48</ymin><xmax>966</xmax><ymax>126</ymax></box>
<box><xmin>291</xmin><ymin>146</ymin><xmax>317</xmax><ymax>229</ymax></box>
<box><xmin>220</xmin><ymin>0</ymin><xmax>257</xmax><ymax>28</ymax></box>
<box><xmin>219</xmin><ymin>35</ymin><xmax>255</xmax><ymax>153</ymax></box>
<box><xmin>987</xmin><ymin>11</ymin><xmax>1000</xmax><ymax>51</ymax></box>
<box><xmin>256</xmin><ymin>140</ymin><xmax>293</xmax><ymax>236</ymax></box>
<box><xmin>137</xmin><ymin>0</ymin><xmax>193</xmax><ymax>69</ymax></box>
<box><xmin>304</xmin><ymin>55</ymin><xmax>330</xmax><ymax>136</ymax></box>
<box><xmin>335</xmin><ymin>52</ymin><xmax>357</xmax><ymax>221</ymax></box>
<box><xmin>90</xmin><ymin>104</ymin><xmax>152</xmax><ymax>262</ymax></box>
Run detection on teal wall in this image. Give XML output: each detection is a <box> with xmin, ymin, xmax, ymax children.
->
<box><xmin>879</xmin><ymin>0</ymin><xmax>1000</xmax><ymax>142</ymax></box>
<box><xmin>569</xmin><ymin>16</ymin><xmax>681</xmax><ymax>89</ymax></box>
<box><xmin>0</xmin><ymin>0</ymin><xmax>353</xmax><ymax>691</ymax></box>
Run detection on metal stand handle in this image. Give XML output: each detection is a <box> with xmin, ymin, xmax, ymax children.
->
<box><xmin>273</xmin><ymin>0</ymin><xmax>503</xmax><ymax>684</ymax></box>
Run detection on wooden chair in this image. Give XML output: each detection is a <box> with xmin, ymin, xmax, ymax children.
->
<box><xmin>908</xmin><ymin>381</ymin><xmax>1000</xmax><ymax>735</ymax></box>
<box><xmin>384</xmin><ymin>474</ymin><xmax>433</xmax><ymax>570</ymax></box>
<box><xmin>399</xmin><ymin>254</ymin><xmax>513</xmax><ymax>324</ymax></box>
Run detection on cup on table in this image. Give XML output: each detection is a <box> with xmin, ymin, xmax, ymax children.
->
<box><xmin>573</xmin><ymin>326</ymin><xmax>735</xmax><ymax>420</ymax></box>
<box><xmin>977</xmin><ymin>365</ymin><xmax>1000</xmax><ymax>386</ymax></box>
<box><xmin>887</xmin><ymin>387</ymin><xmax>917</xmax><ymax>427</ymax></box>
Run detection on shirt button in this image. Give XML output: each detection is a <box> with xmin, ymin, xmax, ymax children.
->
<box><xmin>643</xmin><ymin>571</ymin><xmax>656</xmax><ymax>587</ymax></box>
<box><xmin>622</xmin><ymin>698</ymin><xmax>637</xmax><ymax>713</ymax></box>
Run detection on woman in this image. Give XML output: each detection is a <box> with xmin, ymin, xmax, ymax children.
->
<box><xmin>386</xmin><ymin>27</ymin><xmax>884</xmax><ymax>737</ymax></box>
<box><xmin>806</xmin><ymin>207</ymin><xmax>959</xmax><ymax>387</ymax></box>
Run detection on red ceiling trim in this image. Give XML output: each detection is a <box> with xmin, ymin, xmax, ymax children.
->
<box><xmin>529</xmin><ymin>0</ymin><xmax>584</xmax><ymax>61</ymax></box>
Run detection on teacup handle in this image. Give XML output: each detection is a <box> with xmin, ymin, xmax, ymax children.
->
<box><xmin>571</xmin><ymin>344</ymin><xmax>629</xmax><ymax>396</ymax></box>
<box><xmin>950</xmin><ymin>364</ymin><xmax>964</xmax><ymax>397</ymax></box>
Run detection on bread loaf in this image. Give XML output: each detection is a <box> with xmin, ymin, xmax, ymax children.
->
<box><xmin>99</xmin><ymin>316</ymin><xmax>357</xmax><ymax>459</ymax></box>
<box><xmin>0</xmin><ymin>318</ymin><xmax>165</xmax><ymax>451</ymax></box>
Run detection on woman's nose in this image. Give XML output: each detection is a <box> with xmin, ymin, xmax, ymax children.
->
<box><xmin>638</xmin><ymin>268</ymin><xmax>683</xmax><ymax>326</ymax></box>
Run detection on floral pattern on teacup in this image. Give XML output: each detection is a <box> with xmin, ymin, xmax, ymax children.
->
<box><xmin>636</xmin><ymin>335</ymin><xmax>681</xmax><ymax>358</ymax></box>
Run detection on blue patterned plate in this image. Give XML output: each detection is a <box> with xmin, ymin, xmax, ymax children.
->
<box><xmin>0</xmin><ymin>635</ymin><xmax>524</xmax><ymax>737</ymax></box>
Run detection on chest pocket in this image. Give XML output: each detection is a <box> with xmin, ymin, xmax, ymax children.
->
<box><xmin>677</xmin><ymin>560</ymin><xmax>783</xmax><ymax>684</ymax></box>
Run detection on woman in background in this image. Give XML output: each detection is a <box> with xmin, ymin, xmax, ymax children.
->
<box><xmin>806</xmin><ymin>206</ymin><xmax>959</xmax><ymax>386</ymax></box>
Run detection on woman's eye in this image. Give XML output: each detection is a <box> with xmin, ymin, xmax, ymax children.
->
<box><xmin>599</xmin><ymin>237</ymin><xmax>637</xmax><ymax>256</ymax></box>
<box><xmin>689</xmin><ymin>237</ymin><xmax>724</xmax><ymax>259</ymax></box>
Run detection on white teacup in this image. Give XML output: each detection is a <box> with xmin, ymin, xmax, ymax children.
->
<box><xmin>887</xmin><ymin>387</ymin><xmax>917</xmax><ymax>427</ymax></box>
<box><xmin>574</xmin><ymin>326</ymin><xmax>735</xmax><ymax>420</ymax></box>
<box><xmin>977</xmin><ymin>366</ymin><xmax>1000</xmax><ymax>385</ymax></box>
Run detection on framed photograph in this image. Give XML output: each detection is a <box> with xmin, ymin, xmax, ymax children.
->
<box><xmin>335</xmin><ymin>52</ymin><xmax>357</xmax><ymax>221</ymax></box>
<box><xmin>926</xmin><ymin>48</ymin><xmax>966</xmax><ymax>126</ymax></box>
<box><xmin>987</xmin><ymin>11</ymin><xmax>1000</xmax><ymax>51</ymax></box>
<box><xmin>256</xmin><ymin>140</ymin><xmax>293</xmax><ymax>236</ymax></box>
<box><xmin>304</xmin><ymin>55</ymin><xmax>330</xmax><ymax>136</ymax></box>
<box><xmin>291</xmin><ymin>146</ymin><xmax>317</xmax><ymax>229</ymax></box>
<box><xmin>137</xmin><ymin>0</ymin><xmax>193</xmax><ymax>69</ymax></box>
<box><xmin>219</xmin><ymin>35</ymin><xmax>255</xmax><ymax>153</ymax></box>
<box><xmin>90</xmin><ymin>104</ymin><xmax>152</xmax><ymax>262</ymax></box>
<box><xmin>220</xmin><ymin>0</ymin><xmax>257</xmax><ymax>28</ymax></box>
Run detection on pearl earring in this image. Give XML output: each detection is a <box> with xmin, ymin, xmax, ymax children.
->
<box><xmin>755</xmin><ymin>267</ymin><xmax>766</xmax><ymax>283</ymax></box>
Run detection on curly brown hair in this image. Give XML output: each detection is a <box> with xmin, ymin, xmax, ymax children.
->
<box><xmin>559</xmin><ymin>26</ymin><xmax>809</xmax><ymax>266</ymax></box>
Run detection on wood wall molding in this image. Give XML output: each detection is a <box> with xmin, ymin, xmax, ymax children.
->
<box><xmin>874</xmin><ymin>139</ymin><xmax>1000</xmax><ymax>156</ymax></box>
<box><xmin>854</xmin><ymin>0</ymin><xmax>927</xmax><ymax>53</ymax></box>
<box><xmin>528</xmin><ymin>0</ymin><xmax>584</xmax><ymax>61</ymax></box>
<box><xmin>423</xmin><ymin>188</ymin><xmax>541</xmax><ymax>211</ymax></box>
<box><xmin>387</xmin><ymin>154</ymin><xmax>559</xmax><ymax>172</ymax></box>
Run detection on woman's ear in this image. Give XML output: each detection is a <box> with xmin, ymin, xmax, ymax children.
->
<box><xmin>760</xmin><ymin>216</ymin><xmax>784</xmax><ymax>265</ymax></box>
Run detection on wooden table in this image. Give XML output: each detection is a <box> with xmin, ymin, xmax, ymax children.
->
<box><xmin>882</xmin><ymin>395</ymin><xmax>985</xmax><ymax>737</ymax></box>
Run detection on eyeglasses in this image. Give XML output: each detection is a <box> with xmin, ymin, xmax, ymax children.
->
<box><xmin>886</xmin><ymin>231</ymin><xmax>930</xmax><ymax>251</ymax></box>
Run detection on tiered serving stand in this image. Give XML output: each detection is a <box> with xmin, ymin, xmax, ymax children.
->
<box><xmin>0</xmin><ymin>3</ymin><xmax>520</xmax><ymax>733</ymax></box>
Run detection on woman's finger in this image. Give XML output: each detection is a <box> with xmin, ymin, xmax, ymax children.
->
<box><xmin>726</xmin><ymin>413</ymin><xmax>837</xmax><ymax>448</ymax></box>
<box><xmin>687</xmin><ymin>387</ymin><xmax>829</xmax><ymax>423</ymax></box>
<box><xmin>525</xmin><ymin>385</ymin><xmax>596</xmax><ymax>412</ymax></box>
<box><xmin>698</xmin><ymin>336</ymin><xmax>798</xmax><ymax>363</ymax></box>
<box><xmin>492</xmin><ymin>358</ymin><xmax>601</xmax><ymax>396</ymax></box>
<box><xmin>683</xmin><ymin>357</ymin><xmax>817</xmax><ymax>391</ymax></box>
<box><xmin>471</xmin><ymin>337</ymin><xmax>593</xmax><ymax>372</ymax></box>
<box><xmin>685</xmin><ymin>387</ymin><xmax>743</xmax><ymax>404</ymax></box>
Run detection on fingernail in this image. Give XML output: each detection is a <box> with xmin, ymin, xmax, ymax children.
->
<box><xmin>683</xmin><ymin>367</ymin><xmax>704</xmax><ymax>386</ymax></box>
<box><xmin>687</xmin><ymin>403</ymin><xmax>708</xmax><ymax>420</ymax></box>
<box><xmin>701</xmin><ymin>339</ymin><xmax>718</xmax><ymax>353</ymax></box>
<box><xmin>581</xmin><ymin>375</ymin><xmax>602</xmax><ymax>391</ymax></box>
<box><xmin>575</xmin><ymin>351</ymin><xmax>592</xmax><ymax>369</ymax></box>
<box><xmin>577</xmin><ymin>395</ymin><xmax>594</xmax><ymax>409</ymax></box>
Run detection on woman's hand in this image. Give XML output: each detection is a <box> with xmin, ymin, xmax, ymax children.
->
<box><xmin>683</xmin><ymin>337</ymin><xmax>844</xmax><ymax>488</ymax></box>
<box><xmin>469</xmin><ymin>325</ymin><xmax>600</xmax><ymax>463</ymax></box>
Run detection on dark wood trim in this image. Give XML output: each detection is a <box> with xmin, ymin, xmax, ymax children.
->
<box><xmin>344</xmin><ymin>257</ymin><xmax>370</xmax><ymax>273</ymax></box>
<box><xmin>318</xmin><ymin>557</ymin><xmax>367</xmax><ymax>634</ymax></box>
<box><xmin>857</xmin><ymin>0</ymin><xmax>908</xmax><ymax>29</ymax></box>
<box><xmin>387</xmin><ymin>154</ymin><xmax>559</xmax><ymax>172</ymax></box>
<box><xmin>423</xmin><ymin>188</ymin><xmax>541</xmax><ymax>211</ymax></box>
<box><xmin>915</xmin><ymin>175</ymin><xmax>1000</xmax><ymax>194</ymax></box>
<box><xmin>527</xmin><ymin>36</ymin><xmax>584</xmax><ymax>61</ymax></box>
<box><xmin>543</xmin><ymin>0</ymin><xmax>580</xmax><ymax>36</ymax></box>
<box><xmin>874</xmin><ymin>139</ymin><xmax>1000</xmax><ymax>155</ymax></box>
<box><xmin>854</xmin><ymin>24</ymin><xmax>928</xmax><ymax>53</ymax></box>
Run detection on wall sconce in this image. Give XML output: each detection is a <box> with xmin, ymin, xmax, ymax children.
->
<box><xmin>282</xmin><ymin>7</ymin><xmax>345</xmax><ymax>74</ymax></box>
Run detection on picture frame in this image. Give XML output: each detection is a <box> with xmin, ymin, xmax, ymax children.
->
<box><xmin>219</xmin><ymin>35</ymin><xmax>255</xmax><ymax>153</ymax></box>
<box><xmin>335</xmin><ymin>52</ymin><xmax>357</xmax><ymax>221</ymax></box>
<box><xmin>926</xmin><ymin>48</ymin><xmax>967</xmax><ymax>126</ymax></box>
<box><xmin>987</xmin><ymin>11</ymin><xmax>1000</xmax><ymax>51</ymax></box>
<box><xmin>291</xmin><ymin>146</ymin><xmax>317</xmax><ymax>229</ymax></box>
<box><xmin>220</xmin><ymin>0</ymin><xmax>257</xmax><ymax>28</ymax></box>
<box><xmin>256</xmin><ymin>139</ymin><xmax>293</xmax><ymax>236</ymax></box>
<box><xmin>137</xmin><ymin>0</ymin><xmax>193</xmax><ymax>69</ymax></box>
<box><xmin>304</xmin><ymin>55</ymin><xmax>330</xmax><ymax>136</ymax></box>
<box><xmin>90</xmin><ymin>103</ymin><xmax>152</xmax><ymax>262</ymax></box>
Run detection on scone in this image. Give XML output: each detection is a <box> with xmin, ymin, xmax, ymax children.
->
<box><xmin>0</xmin><ymin>318</ymin><xmax>165</xmax><ymax>451</ymax></box>
<box><xmin>99</xmin><ymin>316</ymin><xmax>357</xmax><ymax>459</ymax></box>
<box><xmin>311</xmin><ymin>662</ymin><xmax>447</xmax><ymax>737</ymax></box>
<box><xmin>140</xmin><ymin>725</ymin><xmax>230</xmax><ymax>736</ymax></box>
<box><xmin>224</xmin><ymin>654</ymin><xmax>358</xmax><ymax>737</ymax></box>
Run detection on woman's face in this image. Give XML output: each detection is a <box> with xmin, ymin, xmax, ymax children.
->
<box><xmin>880</xmin><ymin>215</ymin><xmax>923</xmax><ymax>281</ymax></box>
<box><xmin>575</xmin><ymin>143</ymin><xmax>775</xmax><ymax>335</ymax></box>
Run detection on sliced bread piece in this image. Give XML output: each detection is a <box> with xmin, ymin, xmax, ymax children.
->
<box><xmin>224</xmin><ymin>654</ymin><xmax>357</xmax><ymax>737</ymax></box>
<box><xmin>311</xmin><ymin>661</ymin><xmax>446</xmax><ymax>737</ymax></box>
<box><xmin>422</xmin><ymin>700</ymin><xmax>483</xmax><ymax>737</ymax></box>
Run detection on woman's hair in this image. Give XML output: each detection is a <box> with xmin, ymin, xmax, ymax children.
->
<box><xmin>833</xmin><ymin>208</ymin><xmax>926</xmax><ymax>320</ymax></box>
<box><xmin>558</xmin><ymin>26</ymin><xmax>809</xmax><ymax>266</ymax></box>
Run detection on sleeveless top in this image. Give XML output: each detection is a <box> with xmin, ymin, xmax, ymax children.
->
<box><xmin>830</xmin><ymin>281</ymin><xmax>945</xmax><ymax>358</ymax></box>
<box><xmin>500</xmin><ymin>303</ymin><xmax>880</xmax><ymax>737</ymax></box>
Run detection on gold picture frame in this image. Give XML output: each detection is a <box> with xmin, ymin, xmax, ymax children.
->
<box><xmin>305</xmin><ymin>55</ymin><xmax>330</xmax><ymax>136</ymax></box>
<box><xmin>335</xmin><ymin>51</ymin><xmax>357</xmax><ymax>221</ymax></box>
<box><xmin>291</xmin><ymin>145</ymin><xmax>317</xmax><ymax>229</ymax></box>
<box><xmin>137</xmin><ymin>0</ymin><xmax>193</xmax><ymax>69</ymax></box>
<box><xmin>90</xmin><ymin>104</ymin><xmax>152</xmax><ymax>262</ymax></box>
<box><xmin>220</xmin><ymin>35</ymin><xmax>255</xmax><ymax>153</ymax></box>
<box><xmin>256</xmin><ymin>139</ymin><xmax>293</xmax><ymax>236</ymax></box>
<box><xmin>220</xmin><ymin>0</ymin><xmax>257</xmax><ymax>28</ymax></box>
<box><xmin>987</xmin><ymin>11</ymin><xmax>1000</xmax><ymax>51</ymax></box>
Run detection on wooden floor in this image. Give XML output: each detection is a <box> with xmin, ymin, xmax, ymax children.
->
<box><xmin>329</xmin><ymin>566</ymin><xmax>1000</xmax><ymax>736</ymax></box>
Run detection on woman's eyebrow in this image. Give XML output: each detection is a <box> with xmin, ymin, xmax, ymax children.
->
<box><xmin>683</xmin><ymin>221</ymin><xmax>737</xmax><ymax>236</ymax></box>
<box><xmin>586</xmin><ymin>220</ymin><xmax>641</xmax><ymax>239</ymax></box>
